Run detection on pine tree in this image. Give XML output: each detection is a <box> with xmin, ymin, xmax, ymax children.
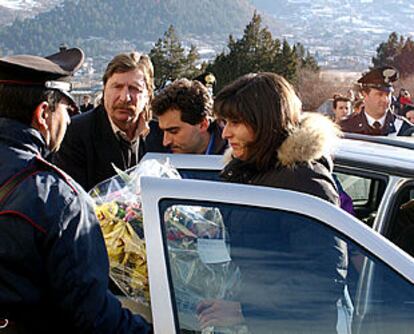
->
<box><xmin>149</xmin><ymin>25</ymin><xmax>201</xmax><ymax>88</ymax></box>
<box><xmin>183</xmin><ymin>45</ymin><xmax>201</xmax><ymax>79</ymax></box>
<box><xmin>372</xmin><ymin>32</ymin><xmax>414</xmax><ymax>77</ymax></box>
<box><xmin>293</xmin><ymin>42</ymin><xmax>319</xmax><ymax>71</ymax></box>
<box><xmin>276</xmin><ymin>40</ymin><xmax>298</xmax><ymax>81</ymax></box>
<box><xmin>207</xmin><ymin>12</ymin><xmax>317</xmax><ymax>91</ymax></box>
<box><xmin>394</xmin><ymin>38</ymin><xmax>414</xmax><ymax>78</ymax></box>
<box><xmin>372</xmin><ymin>32</ymin><xmax>404</xmax><ymax>69</ymax></box>
<box><xmin>149</xmin><ymin>37</ymin><xmax>170</xmax><ymax>88</ymax></box>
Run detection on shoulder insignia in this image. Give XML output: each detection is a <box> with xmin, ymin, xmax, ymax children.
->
<box><xmin>34</xmin><ymin>155</ymin><xmax>78</xmax><ymax>195</ymax></box>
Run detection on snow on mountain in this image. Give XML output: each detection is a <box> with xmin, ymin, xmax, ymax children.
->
<box><xmin>0</xmin><ymin>0</ymin><xmax>39</xmax><ymax>10</ymax></box>
<box><xmin>0</xmin><ymin>0</ymin><xmax>61</xmax><ymax>26</ymax></box>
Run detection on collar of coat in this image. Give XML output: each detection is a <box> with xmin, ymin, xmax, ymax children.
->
<box><xmin>223</xmin><ymin>112</ymin><xmax>341</xmax><ymax>168</ymax></box>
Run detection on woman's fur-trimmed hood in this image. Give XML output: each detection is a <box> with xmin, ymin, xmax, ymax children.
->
<box><xmin>223</xmin><ymin>112</ymin><xmax>341</xmax><ymax>167</ymax></box>
<box><xmin>278</xmin><ymin>112</ymin><xmax>341</xmax><ymax>167</ymax></box>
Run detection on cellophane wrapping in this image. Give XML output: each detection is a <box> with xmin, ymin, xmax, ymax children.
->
<box><xmin>164</xmin><ymin>204</ymin><xmax>242</xmax><ymax>332</ymax></box>
<box><xmin>89</xmin><ymin>159</ymin><xmax>181</xmax><ymax>305</ymax></box>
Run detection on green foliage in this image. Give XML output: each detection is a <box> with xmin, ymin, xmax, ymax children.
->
<box><xmin>394</xmin><ymin>38</ymin><xmax>414</xmax><ymax>78</ymax></box>
<box><xmin>149</xmin><ymin>25</ymin><xmax>202</xmax><ymax>88</ymax></box>
<box><xmin>372</xmin><ymin>32</ymin><xmax>414</xmax><ymax>77</ymax></box>
<box><xmin>293</xmin><ymin>43</ymin><xmax>319</xmax><ymax>72</ymax></box>
<box><xmin>0</xmin><ymin>0</ymin><xmax>255</xmax><ymax>57</ymax></box>
<box><xmin>207</xmin><ymin>12</ymin><xmax>318</xmax><ymax>91</ymax></box>
<box><xmin>372</xmin><ymin>32</ymin><xmax>403</xmax><ymax>68</ymax></box>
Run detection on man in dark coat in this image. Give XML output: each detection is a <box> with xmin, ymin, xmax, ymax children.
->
<box><xmin>151</xmin><ymin>78</ymin><xmax>228</xmax><ymax>155</ymax></box>
<box><xmin>0</xmin><ymin>49</ymin><xmax>151</xmax><ymax>333</ymax></box>
<box><xmin>53</xmin><ymin>52</ymin><xmax>164</xmax><ymax>191</ymax></box>
<box><xmin>340</xmin><ymin>66</ymin><xmax>413</xmax><ymax>136</ymax></box>
<box><xmin>79</xmin><ymin>94</ymin><xmax>94</xmax><ymax>113</ymax></box>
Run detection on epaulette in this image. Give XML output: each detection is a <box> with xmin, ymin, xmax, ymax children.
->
<box><xmin>349</xmin><ymin>112</ymin><xmax>361</xmax><ymax>120</ymax></box>
<box><xmin>34</xmin><ymin>155</ymin><xmax>79</xmax><ymax>195</ymax></box>
<box><xmin>395</xmin><ymin>114</ymin><xmax>411</xmax><ymax>122</ymax></box>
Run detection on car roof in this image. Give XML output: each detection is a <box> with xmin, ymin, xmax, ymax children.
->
<box><xmin>335</xmin><ymin>135</ymin><xmax>414</xmax><ymax>177</ymax></box>
<box><xmin>343</xmin><ymin>133</ymin><xmax>414</xmax><ymax>150</ymax></box>
<box><xmin>143</xmin><ymin>136</ymin><xmax>414</xmax><ymax>177</ymax></box>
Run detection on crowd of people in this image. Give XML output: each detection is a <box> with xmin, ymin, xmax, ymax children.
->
<box><xmin>323</xmin><ymin>67</ymin><xmax>414</xmax><ymax>136</ymax></box>
<box><xmin>0</xmin><ymin>45</ymin><xmax>413</xmax><ymax>333</ymax></box>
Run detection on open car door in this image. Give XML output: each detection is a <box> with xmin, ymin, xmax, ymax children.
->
<box><xmin>140</xmin><ymin>177</ymin><xmax>414</xmax><ymax>334</ymax></box>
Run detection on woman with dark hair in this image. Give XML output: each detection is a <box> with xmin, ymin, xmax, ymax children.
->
<box><xmin>215</xmin><ymin>72</ymin><xmax>340</xmax><ymax>203</ymax></box>
<box><xmin>196</xmin><ymin>72</ymin><xmax>348</xmax><ymax>333</ymax></box>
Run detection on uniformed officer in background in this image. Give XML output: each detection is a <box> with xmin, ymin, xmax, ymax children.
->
<box><xmin>340</xmin><ymin>66</ymin><xmax>413</xmax><ymax>136</ymax></box>
<box><xmin>0</xmin><ymin>49</ymin><xmax>151</xmax><ymax>333</ymax></box>
<box><xmin>193</xmin><ymin>71</ymin><xmax>216</xmax><ymax>96</ymax></box>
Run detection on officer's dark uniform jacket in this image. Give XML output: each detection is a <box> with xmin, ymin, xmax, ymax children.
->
<box><xmin>340</xmin><ymin>109</ymin><xmax>413</xmax><ymax>136</ymax></box>
<box><xmin>0</xmin><ymin>118</ymin><xmax>150</xmax><ymax>333</ymax></box>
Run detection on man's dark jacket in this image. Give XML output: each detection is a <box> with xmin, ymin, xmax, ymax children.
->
<box><xmin>340</xmin><ymin>109</ymin><xmax>413</xmax><ymax>136</ymax></box>
<box><xmin>53</xmin><ymin>105</ymin><xmax>164</xmax><ymax>191</ymax></box>
<box><xmin>206</xmin><ymin>120</ymin><xmax>228</xmax><ymax>155</ymax></box>
<box><xmin>0</xmin><ymin>118</ymin><xmax>150</xmax><ymax>333</ymax></box>
<box><xmin>80</xmin><ymin>102</ymin><xmax>94</xmax><ymax>113</ymax></box>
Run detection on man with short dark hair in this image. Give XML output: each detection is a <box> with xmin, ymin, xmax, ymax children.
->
<box><xmin>332</xmin><ymin>95</ymin><xmax>352</xmax><ymax>124</ymax></box>
<box><xmin>152</xmin><ymin>78</ymin><xmax>227</xmax><ymax>154</ymax></box>
<box><xmin>53</xmin><ymin>52</ymin><xmax>163</xmax><ymax>190</ymax></box>
<box><xmin>0</xmin><ymin>49</ymin><xmax>151</xmax><ymax>333</ymax></box>
<box><xmin>340</xmin><ymin>66</ymin><xmax>413</xmax><ymax>136</ymax></box>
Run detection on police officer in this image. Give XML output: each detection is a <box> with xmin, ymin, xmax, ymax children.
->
<box><xmin>0</xmin><ymin>49</ymin><xmax>151</xmax><ymax>333</ymax></box>
<box><xmin>340</xmin><ymin>66</ymin><xmax>414</xmax><ymax>136</ymax></box>
<box><xmin>193</xmin><ymin>71</ymin><xmax>216</xmax><ymax>96</ymax></box>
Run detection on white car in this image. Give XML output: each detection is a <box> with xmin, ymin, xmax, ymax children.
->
<box><xmin>121</xmin><ymin>135</ymin><xmax>414</xmax><ymax>333</ymax></box>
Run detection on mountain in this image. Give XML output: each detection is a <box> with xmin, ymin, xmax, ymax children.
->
<box><xmin>0</xmin><ymin>0</ymin><xmax>282</xmax><ymax>60</ymax></box>
<box><xmin>250</xmin><ymin>0</ymin><xmax>414</xmax><ymax>70</ymax></box>
<box><xmin>251</xmin><ymin>0</ymin><xmax>414</xmax><ymax>30</ymax></box>
<box><xmin>0</xmin><ymin>0</ymin><xmax>62</xmax><ymax>27</ymax></box>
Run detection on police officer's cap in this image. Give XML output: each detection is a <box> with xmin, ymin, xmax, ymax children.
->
<box><xmin>0</xmin><ymin>47</ymin><xmax>84</xmax><ymax>106</ymax></box>
<box><xmin>193</xmin><ymin>71</ymin><xmax>216</xmax><ymax>88</ymax></box>
<box><xmin>358</xmin><ymin>66</ymin><xmax>399</xmax><ymax>93</ymax></box>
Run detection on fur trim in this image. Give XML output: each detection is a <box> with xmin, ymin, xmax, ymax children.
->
<box><xmin>222</xmin><ymin>147</ymin><xmax>233</xmax><ymax>164</ymax></box>
<box><xmin>222</xmin><ymin>113</ymin><xmax>341</xmax><ymax>167</ymax></box>
<box><xmin>278</xmin><ymin>112</ymin><xmax>341</xmax><ymax>167</ymax></box>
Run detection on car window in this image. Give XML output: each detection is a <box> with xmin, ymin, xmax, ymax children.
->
<box><xmin>335</xmin><ymin>171</ymin><xmax>387</xmax><ymax>227</ymax></box>
<box><xmin>385</xmin><ymin>183</ymin><xmax>414</xmax><ymax>258</ymax></box>
<box><xmin>179</xmin><ymin>169</ymin><xmax>221</xmax><ymax>181</ymax></box>
<box><xmin>157</xmin><ymin>200</ymin><xmax>414</xmax><ymax>334</ymax></box>
<box><xmin>335</xmin><ymin>173</ymin><xmax>372</xmax><ymax>205</ymax></box>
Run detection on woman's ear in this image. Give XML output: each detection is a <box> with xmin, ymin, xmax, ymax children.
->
<box><xmin>31</xmin><ymin>101</ymin><xmax>50</xmax><ymax>131</ymax></box>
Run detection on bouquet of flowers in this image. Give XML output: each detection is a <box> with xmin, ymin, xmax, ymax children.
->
<box><xmin>89</xmin><ymin>159</ymin><xmax>181</xmax><ymax>305</ymax></box>
<box><xmin>89</xmin><ymin>159</ymin><xmax>242</xmax><ymax>333</ymax></box>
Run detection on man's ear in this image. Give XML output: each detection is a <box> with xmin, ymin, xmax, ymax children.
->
<box><xmin>31</xmin><ymin>101</ymin><xmax>50</xmax><ymax>131</ymax></box>
<box><xmin>199</xmin><ymin>117</ymin><xmax>210</xmax><ymax>132</ymax></box>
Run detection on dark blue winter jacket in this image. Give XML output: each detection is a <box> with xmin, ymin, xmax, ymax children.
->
<box><xmin>0</xmin><ymin>118</ymin><xmax>151</xmax><ymax>334</ymax></box>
